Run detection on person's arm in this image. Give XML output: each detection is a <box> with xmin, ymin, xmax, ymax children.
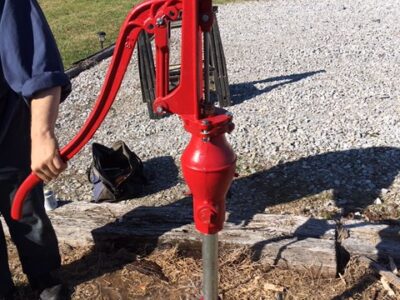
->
<box><xmin>0</xmin><ymin>0</ymin><xmax>71</xmax><ymax>181</ymax></box>
<box><xmin>30</xmin><ymin>87</ymin><xmax>67</xmax><ymax>182</ymax></box>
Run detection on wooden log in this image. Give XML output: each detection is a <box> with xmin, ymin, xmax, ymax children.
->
<box><xmin>247</xmin><ymin>213</ymin><xmax>335</xmax><ymax>239</ymax></box>
<box><xmin>340</xmin><ymin>219</ymin><xmax>400</xmax><ymax>262</ymax></box>
<box><xmin>1</xmin><ymin>201</ymin><xmax>338</xmax><ymax>276</ymax></box>
<box><xmin>58</xmin><ymin>202</ymin><xmax>339</xmax><ymax>276</ymax></box>
<box><xmin>92</xmin><ymin>216</ymin><xmax>337</xmax><ymax>277</ymax></box>
<box><xmin>38</xmin><ymin>202</ymin><xmax>338</xmax><ymax>244</ymax></box>
<box><xmin>340</xmin><ymin>220</ymin><xmax>400</xmax><ymax>241</ymax></box>
<box><xmin>4</xmin><ymin>201</ymin><xmax>399</xmax><ymax>277</ymax></box>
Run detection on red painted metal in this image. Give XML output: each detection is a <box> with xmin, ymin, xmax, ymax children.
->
<box><xmin>11</xmin><ymin>0</ymin><xmax>236</xmax><ymax>240</ymax></box>
<box><xmin>182</xmin><ymin>134</ymin><xmax>236</xmax><ymax>234</ymax></box>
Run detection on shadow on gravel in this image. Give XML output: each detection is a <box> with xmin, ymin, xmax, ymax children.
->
<box><xmin>59</xmin><ymin>147</ymin><xmax>399</xmax><ymax>298</ymax></box>
<box><xmin>142</xmin><ymin>155</ymin><xmax>179</xmax><ymax>195</ymax></box>
<box><xmin>235</xmin><ymin>144</ymin><xmax>400</xmax><ymax>247</ymax></box>
<box><xmin>227</xmin><ymin>146</ymin><xmax>400</xmax><ymax>225</ymax></box>
<box><xmin>229</xmin><ymin>70</ymin><xmax>326</xmax><ymax>105</ymax></box>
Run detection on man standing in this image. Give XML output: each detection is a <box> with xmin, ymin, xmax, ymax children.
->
<box><xmin>0</xmin><ymin>0</ymin><xmax>71</xmax><ymax>299</ymax></box>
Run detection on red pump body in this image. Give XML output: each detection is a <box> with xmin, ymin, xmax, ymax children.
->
<box><xmin>182</xmin><ymin>134</ymin><xmax>235</xmax><ymax>234</ymax></box>
<box><xmin>11</xmin><ymin>0</ymin><xmax>236</xmax><ymax>236</ymax></box>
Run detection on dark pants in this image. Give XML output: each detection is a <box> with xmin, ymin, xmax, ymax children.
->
<box><xmin>0</xmin><ymin>171</ymin><xmax>61</xmax><ymax>295</ymax></box>
<box><xmin>0</xmin><ymin>88</ymin><xmax>61</xmax><ymax>295</ymax></box>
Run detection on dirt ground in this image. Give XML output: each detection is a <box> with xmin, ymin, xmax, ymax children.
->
<box><xmin>6</xmin><ymin>237</ymin><xmax>398</xmax><ymax>300</ymax></box>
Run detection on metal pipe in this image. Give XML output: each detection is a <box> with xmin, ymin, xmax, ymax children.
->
<box><xmin>202</xmin><ymin>233</ymin><xmax>218</xmax><ymax>300</ymax></box>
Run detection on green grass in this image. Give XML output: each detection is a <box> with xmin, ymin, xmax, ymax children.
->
<box><xmin>39</xmin><ymin>0</ymin><xmax>235</xmax><ymax>69</ymax></box>
<box><xmin>39</xmin><ymin>0</ymin><xmax>139</xmax><ymax>68</ymax></box>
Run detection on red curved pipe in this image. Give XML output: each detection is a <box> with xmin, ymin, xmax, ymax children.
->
<box><xmin>10</xmin><ymin>0</ymin><xmax>163</xmax><ymax>220</ymax></box>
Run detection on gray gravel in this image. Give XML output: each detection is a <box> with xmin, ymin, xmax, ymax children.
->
<box><xmin>49</xmin><ymin>0</ymin><xmax>400</xmax><ymax>218</ymax></box>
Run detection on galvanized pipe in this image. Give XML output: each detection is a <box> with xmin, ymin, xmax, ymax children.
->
<box><xmin>202</xmin><ymin>233</ymin><xmax>219</xmax><ymax>300</ymax></box>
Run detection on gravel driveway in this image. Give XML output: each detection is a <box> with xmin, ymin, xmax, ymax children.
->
<box><xmin>49</xmin><ymin>0</ymin><xmax>400</xmax><ymax>221</ymax></box>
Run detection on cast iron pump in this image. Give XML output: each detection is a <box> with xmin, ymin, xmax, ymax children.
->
<box><xmin>11</xmin><ymin>0</ymin><xmax>236</xmax><ymax>299</ymax></box>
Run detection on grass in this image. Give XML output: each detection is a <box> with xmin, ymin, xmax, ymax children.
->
<box><xmin>39</xmin><ymin>0</ymin><xmax>139</xmax><ymax>68</ymax></box>
<box><xmin>39</xmin><ymin>0</ymin><xmax>234</xmax><ymax>69</ymax></box>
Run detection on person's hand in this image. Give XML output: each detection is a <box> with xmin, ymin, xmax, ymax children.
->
<box><xmin>30</xmin><ymin>86</ymin><xmax>66</xmax><ymax>183</ymax></box>
<box><xmin>31</xmin><ymin>131</ymin><xmax>67</xmax><ymax>183</ymax></box>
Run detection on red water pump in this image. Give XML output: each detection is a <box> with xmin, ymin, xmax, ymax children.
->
<box><xmin>11</xmin><ymin>0</ymin><xmax>236</xmax><ymax>298</ymax></box>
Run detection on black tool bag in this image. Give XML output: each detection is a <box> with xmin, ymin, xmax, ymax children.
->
<box><xmin>88</xmin><ymin>141</ymin><xmax>147</xmax><ymax>202</ymax></box>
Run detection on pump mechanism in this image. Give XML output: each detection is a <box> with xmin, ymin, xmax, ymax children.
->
<box><xmin>11</xmin><ymin>0</ymin><xmax>236</xmax><ymax>298</ymax></box>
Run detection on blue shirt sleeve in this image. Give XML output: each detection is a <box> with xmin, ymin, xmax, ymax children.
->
<box><xmin>0</xmin><ymin>0</ymin><xmax>71</xmax><ymax>102</ymax></box>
